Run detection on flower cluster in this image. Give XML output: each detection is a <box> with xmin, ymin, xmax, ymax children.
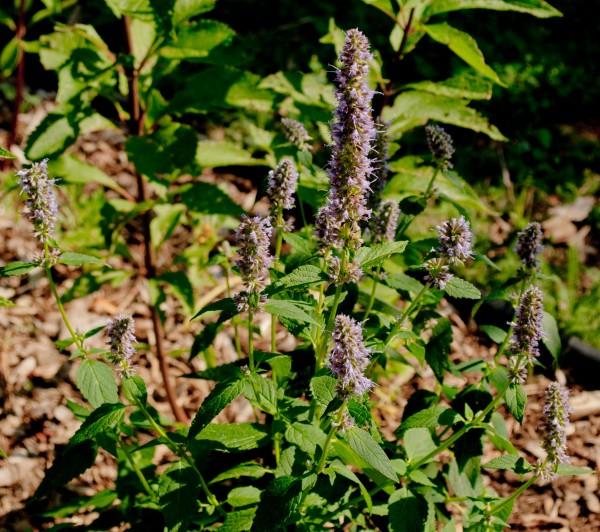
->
<box><xmin>267</xmin><ymin>159</ymin><xmax>298</xmax><ymax>232</ymax></box>
<box><xmin>106</xmin><ymin>314</ymin><xmax>137</xmax><ymax>377</ymax></box>
<box><xmin>17</xmin><ymin>159</ymin><xmax>59</xmax><ymax>245</ymax></box>
<box><xmin>426</xmin><ymin>124</ymin><xmax>454</xmax><ymax>171</ymax></box>
<box><xmin>281</xmin><ymin>118</ymin><xmax>311</xmax><ymax>151</ymax></box>
<box><xmin>537</xmin><ymin>381</ymin><xmax>572</xmax><ymax>482</ymax></box>
<box><xmin>328</xmin><ymin>314</ymin><xmax>374</xmax><ymax>397</ymax></box>
<box><xmin>425</xmin><ymin>216</ymin><xmax>473</xmax><ymax>288</ymax></box>
<box><xmin>370</xmin><ymin>199</ymin><xmax>399</xmax><ymax>244</ymax></box>
<box><xmin>234</xmin><ymin>216</ymin><xmax>274</xmax><ymax>311</ymax></box>
<box><xmin>315</xmin><ymin>29</ymin><xmax>376</xmax><ymax>284</ymax></box>
<box><xmin>515</xmin><ymin>222</ymin><xmax>544</xmax><ymax>270</ymax></box>
<box><xmin>367</xmin><ymin>120</ymin><xmax>391</xmax><ymax>211</ymax></box>
<box><xmin>506</xmin><ymin>286</ymin><xmax>545</xmax><ymax>384</ymax></box>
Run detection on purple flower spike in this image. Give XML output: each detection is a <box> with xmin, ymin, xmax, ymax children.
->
<box><xmin>267</xmin><ymin>158</ymin><xmax>298</xmax><ymax>231</ymax></box>
<box><xmin>368</xmin><ymin>120</ymin><xmax>391</xmax><ymax>210</ymax></box>
<box><xmin>426</xmin><ymin>124</ymin><xmax>454</xmax><ymax>171</ymax></box>
<box><xmin>234</xmin><ymin>216</ymin><xmax>274</xmax><ymax>311</ymax></box>
<box><xmin>507</xmin><ymin>285</ymin><xmax>544</xmax><ymax>370</ymax></box>
<box><xmin>315</xmin><ymin>29</ymin><xmax>376</xmax><ymax>283</ymax></box>
<box><xmin>328</xmin><ymin>314</ymin><xmax>375</xmax><ymax>397</ymax></box>
<box><xmin>281</xmin><ymin>118</ymin><xmax>311</xmax><ymax>151</ymax></box>
<box><xmin>106</xmin><ymin>314</ymin><xmax>137</xmax><ymax>377</ymax></box>
<box><xmin>424</xmin><ymin>258</ymin><xmax>453</xmax><ymax>289</ymax></box>
<box><xmin>17</xmin><ymin>159</ymin><xmax>59</xmax><ymax>244</ymax></box>
<box><xmin>371</xmin><ymin>199</ymin><xmax>399</xmax><ymax>244</ymax></box>
<box><xmin>436</xmin><ymin>216</ymin><xmax>474</xmax><ymax>265</ymax></box>
<box><xmin>515</xmin><ymin>222</ymin><xmax>544</xmax><ymax>270</ymax></box>
<box><xmin>537</xmin><ymin>381</ymin><xmax>572</xmax><ymax>482</ymax></box>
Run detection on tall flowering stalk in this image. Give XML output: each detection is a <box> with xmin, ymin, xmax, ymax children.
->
<box><xmin>367</xmin><ymin>120</ymin><xmax>391</xmax><ymax>212</ymax></box>
<box><xmin>281</xmin><ymin>118</ymin><xmax>311</xmax><ymax>151</ymax></box>
<box><xmin>515</xmin><ymin>222</ymin><xmax>544</xmax><ymax>271</ymax></box>
<box><xmin>106</xmin><ymin>314</ymin><xmax>137</xmax><ymax>377</ymax></box>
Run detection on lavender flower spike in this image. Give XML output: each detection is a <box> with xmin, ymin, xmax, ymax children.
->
<box><xmin>371</xmin><ymin>199</ymin><xmax>399</xmax><ymax>244</ymax></box>
<box><xmin>106</xmin><ymin>314</ymin><xmax>137</xmax><ymax>377</ymax></box>
<box><xmin>234</xmin><ymin>215</ymin><xmax>274</xmax><ymax>311</ymax></box>
<box><xmin>436</xmin><ymin>216</ymin><xmax>474</xmax><ymax>265</ymax></box>
<box><xmin>507</xmin><ymin>285</ymin><xmax>545</xmax><ymax>366</ymax></box>
<box><xmin>17</xmin><ymin>159</ymin><xmax>59</xmax><ymax>244</ymax></box>
<box><xmin>368</xmin><ymin>119</ymin><xmax>391</xmax><ymax>210</ymax></box>
<box><xmin>328</xmin><ymin>314</ymin><xmax>375</xmax><ymax>397</ymax></box>
<box><xmin>281</xmin><ymin>118</ymin><xmax>311</xmax><ymax>151</ymax></box>
<box><xmin>267</xmin><ymin>158</ymin><xmax>298</xmax><ymax>231</ymax></box>
<box><xmin>515</xmin><ymin>221</ymin><xmax>544</xmax><ymax>270</ymax></box>
<box><xmin>315</xmin><ymin>29</ymin><xmax>376</xmax><ymax>283</ymax></box>
<box><xmin>538</xmin><ymin>381</ymin><xmax>572</xmax><ymax>482</ymax></box>
<box><xmin>426</xmin><ymin>124</ymin><xmax>454</xmax><ymax>171</ymax></box>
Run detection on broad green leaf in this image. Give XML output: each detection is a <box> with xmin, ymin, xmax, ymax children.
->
<box><xmin>25</xmin><ymin>113</ymin><xmax>75</xmax><ymax>160</ymax></box>
<box><xmin>191</xmin><ymin>297</ymin><xmax>238</xmax><ymax>320</ymax></box>
<box><xmin>357</xmin><ymin>241</ymin><xmax>408</xmax><ymax>269</ymax></box>
<box><xmin>327</xmin><ymin>460</ymin><xmax>373</xmax><ymax>514</ymax></box>
<box><xmin>388</xmin><ymin>489</ymin><xmax>431</xmax><ymax>532</ymax></box>
<box><xmin>542</xmin><ymin>311</ymin><xmax>561</xmax><ymax>362</ymax></box>
<box><xmin>343</xmin><ymin>427</ymin><xmax>398</xmax><ymax>482</ymax></box>
<box><xmin>188</xmin><ymin>378</ymin><xmax>245</xmax><ymax>440</ymax></box>
<box><xmin>556</xmin><ymin>464</ymin><xmax>594</xmax><ymax>475</ymax></box>
<box><xmin>425</xmin><ymin>318</ymin><xmax>452</xmax><ymax>382</ymax></box>
<box><xmin>209</xmin><ymin>463</ymin><xmax>270</xmax><ymax>484</ymax></box>
<box><xmin>480</xmin><ymin>324</ymin><xmax>507</xmax><ymax>344</ymax></box>
<box><xmin>263</xmin><ymin>299</ymin><xmax>319</xmax><ymax>326</ymax></box>
<box><xmin>243</xmin><ymin>374</ymin><xmax>278</xmax><ymax>415</ymax></box>
<box><xmin>397</xmin><ymin>406</ymin><xmax>460</xmax><ymax>436</ymax></box>
<box><xmin>76</xmin><ymin>359</ymin><xmax>119</xmax><ymax>408</ymax></box>
<box><xmin>196</xmin><ymin>140</ymin><xmax>265</xmax><ymax>168</ymax></box>
<box><xmin>0</xmin><ymin>145</ymin><xmax>15</xmax><ymax>159</ymax></box>
<box><xmin>190</xmin><ymin>423</ymin><xmax>269</xmax><ymax>452</ymax></box>
<box><xmin>173</xmin><ymin>0</ymin><xmax>216</xmax><ymax>24</ymax></box>
<box><xmin>404</xmin><ymin>428</ymin><xmax>437</xmax><ymax>463</ymax></box>
<box><xmin>483</xmin><ymin>454</ymin><xmax>532</xmax><ymax>473</ymax></box>
<box><xmin>0</xmin><ymin>261</ymin><xmax>37</xmax><ymax>277</ymax></box>
<box><xmin>444</xmin><ymin>277</ymin><xmax>481</xmax><ymax>299</ymax></box>
<box><xmin>268</xmin><ymin>265</ymin><xmax>328</xmax><ymax>293</ymax></box>
<box><xmin>122</xmin><ymin>376</ymin><xmax>147</xmax><ymax>405</ymax></box>
<box><xmin>157</xmin><ymin>271</ymin><xmax>194</xmax><ymax>313</ymax></box>
<box><xmin>404</xmin><ymin>74</ymin><xmax>492</xmax><ymax>100</ymax></box>
<box><xmin>310</xmin><ymin>373</ymin><xmax>337</xmax><ymax>407</ymax></box>
<box><xmin>227</xmin><ymin>486</ymin><xmax>261</xmax><ymax>508</ymax></box>
<box><xmin>161</xmin><ymin>20</ymin><xmax>234</xmax><ymax>60</ymax></box>
<box><xmin>425</xmin><ymin>0</ymin><xmax>562</xmax><ymax>18</ymax></box>
<box><xmin>505</xmin><ymin>383</ymin><xmax>527</xmax><ymax>423</ymax></box>
<box><xmin>58</xmin><ymin>252</ymin><xmax>106</xmax><ymax>266</ymax></box>
<box><xmin>0</xmin><ymin>296</ymin><xmax>15</xmax><ymax>307</ymax></box>
<box><xmin>382</xmin><ymin>91</ymin><xmax>507</xmax><ymax>141</ymax></box>
<box><xmin>252</xmin><ymin>476</ymin><xmax>302</xmax><ymax>531</ymax></box>
<box><xmin>39</xmin><ymin>489</ymin><xmax>117</xmax><ymax>518</ymax></box>
<box><xmin>158</xmin><ymin>462</ymin><xmax>199</xmax><ymax>532</ymax></box>
<box><xmin>178</xmin><ymin>181</ymin><xmax>244</xmax><ymax>215</ymax></box>
<box><xmin>285</xmin><ymin>422</ymin><xmax>327</xmax><ymax>456</ymax></box>
<box><xmin>220</xmin><ymin>508</ymin><xmax>257</xmax><ymax>532</ymax></box>
<box><xmin>385</xmin><ymin>272</ymin><xmax>425</xmax><ymax>293</ymax></box>
<box><xmin>190</xmin><ymin>323</ymin><xmax>220</xmax><ymax>361</ymax></box>
<box><xmin>69</xmin><ymin>403</ymin><xmax>126</xmax><ymax>446</ymax></box>
<box><xmin>150</xmin><ymin>204</ymin><xmax>185</xmax><ymax>249</ymax></box>
<box><xmin>424</xmin><ymin>23</ymin><xmax>504</xmax><ymax>85</ymax></box>
<box><xmin>48</xmin><ymin>155</ymin><xmax>123</xmax><ymax>192</ymax></box>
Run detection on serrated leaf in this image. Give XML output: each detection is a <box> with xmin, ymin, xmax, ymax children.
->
<box><xmin>25</xmin><ymin>113</ymin><xmax>76</xmax><ymax>160</ymax></box>
<box><xmin>397</xmin><ymin>406</ymin><xmax>460</xmax><ymax>436</ymax></box>
<box><xmin>252</xmin><ymin>476</ymin><xmax>302</xmax><ymax>530</ymax></box>
<box><xmin>444</xmin><ymin>277</ymin><xmax>481</xmax><ymax>299</ymax></box>
<box><xmin>424</xmin><ymin>23</ymin><xmax>504</xmax><ymax>85</ymax></box>
<box><xmin>282</xmin><ymin>232</ymin><xmax>314</xmax><ymax>258</ymax></box>
<box><xmin>47</xmin><ymin>155</ymin><xmax>123</xmax><ymax>193</ymax></box>
<box><xmin>285</xmin><ymin>422</ymin><xmax>327</xmax><ymax>456</ymax></box>
<box><xmin>172</xmin><ymin>0</ymin><xmax>217</xmax><ymax>24</ymax></box>
<box><xmin>385</xmin><ymin>272</ymin><xmax>425</xmax><ymax>293</ymax></box>
<box><xmin>0</xmin><ymin>261</ymin><xmax>37</xmax><ymax>277</ymax></box>
<box><xmin>76</xmin><ymin>359</ymin><xmax>119</xmax><ymax>408</ymax></box>
<box><xmin>483</xmin><ymin>454</ymin><xmax>532</xmax><ymax>473</ymax></box>
<box><xmin>388</xmin><ymin>489</ymin><xmax>430</xmax><ymax>532</ymax></box>
<box><xmin>158</xmin><ymin>461</ymin><xmax>199</xmax><ymax>532</ymax></box>
<box><xmin>188</xmin><ymin>378</ymin><xmax>244</xmax><ymax>440</ymax></box>
<box><xmin>425</xmin><ymin>318</ymin><xmax>452</xmax><ymax>383</ymax></box>
<box><xmin>556</xmin><ymin>464</ymin><xmax>594</xmax><ymax>475</ymax></box>
<box><xmin>263</xmin><ymin>299</ymin><xmax>319</xmax><ymax>326</ymax></box>
<box><xmin>196</xmin><ymin>140</ymin><xmax>265</xmax><ymax>168</ymax></box>
<box><xmin>122</xmin><ymin>376</ymin><xmax>147</xmax><ymax>405</ymax></box>
<box><xmin>327</xmin><ymin>460</ymin><xmax>373</xmax><ymax>514</ymax></box>
<box><xmin>480</xmin><ymin>324</ymin><xmax>507</xmax><ymax>344</ymax></box>
<box><xmin>69</xmin><ymin>403</ymin><xmax>125</xmax><ymax>446</ymax></box>
<box><xmin>268</xmin><ymin>265</ymin><xmax>327</xmax><ymax>293</ymax></box>
<box><xmin>58</xmin><ymin>252</ymin><xmax>106</xmax><ymax>266</ymax></box>
<box><xmin>404</xmin><ymin>428</ymin><xmax>438</xmax><ymax>464</ymax></box>
<box><xmin>505</xmin><ymin>383</ymin><xmax>527</xmax><ymax>424</ymax></box>
<box><xmin>190</xmin><ymin>423</ymin><xmax>269</xmax><ymax>452</ymax></box>
<box><xmin>157</xmin><ymin>271</ymin><xmax>194</xmax><ymax>312</ymax></box>
<box><xmin>161</xmin><ymin>19</ymin><xmax>234</xmax><ymax>60</ymax></box>
<box><xmin>243</xmin><ymin>374</ymin><xmax>278</xmax><ymax>415</ymax></box>
<box><xmin>357</xmin><ymin>241</ymin><xmax>408</xmax><ymax>269</ymax></box>
<box><xmin>425</xmin><ymin>0</ymin><xmax>562</xmax><ymax>19</ymax></box>
<box><xmin>220</xmin><ymin>507</ymin><xmax>257</xmax><ymax>532</ymax></box>
<box><xmin>209</xmin><ymin>463</ymin><xmax>270</xmax><ymax>484</ymax></box>
<box><xmin>310</xmin><ymin>373</ymin><xmax>337</xmax><ymax>407</ymax></box>
<box><xmin>404</xmin><ymin>74</ymin><xmax>492</xmax><ymax>100</ymax></box>
<box><xmin>343</xmin><ymin>428</ymin><xmax>398</xmax><ymax>482</ymax></box>
<box><xmin>178</xmin><ymin>181</ymin><xmax>244</xmax><ymax>215</ymax></box>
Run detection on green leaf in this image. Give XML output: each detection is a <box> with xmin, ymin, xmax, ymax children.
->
<box><xmin>0</xmin><ymin>261</ymin><xmax>37</xmax><ymax>277</ymax></box>
<box><xmin>404</xmin><ymin>428</ymin><xmax>437</xmax><ymax>463</ymax></box>
<box><xmin>196</xmin><ymin>140</ymin><xmax>265</xmax><ymax>168</ymax></box>
<box><xmin>188</xmin><ymin>378</ymin><xmax>245</xmax><ymax>440</ymax></box>
<box><xmin>385</xmin><ymin>273</ymin><xmax>425</xmax><ymax>293</ymax></box>
<box><xmin>150</xmin><ymin>204</ymin><xmax>185</xmax><ymax>249</ymax></box>
<box><xmin>268</xmin><ymin>265</ymin><xmax>328</xmax><ymax>293</ymax></box>
<box><xmin>285</xmin><ymin>422</ymin><xmax>327</xmax><ymax>457</ymax></box>
<box><xmin>310</xmin><ymin>373</ymin><xmax>338</xmax><ymax>407</ymax></box>
<box><xmin>327</xmin><ymin>460</ymin><xmax>373</xmax><ymax>514</ymax></box>
<box><xmin>425</xmin><ymin>318</ymin><xmax>452</xmax><ymax>383</ymax></box>
<box><xmin>397</xmin><ymin>406</ymin><xmax>460</xmax><ymax>436</ymax></box>
<box><xmin>158</xmin><ymin>461</ymin><xmax>200</xmax><ymax>532</ymax></box>
<box><xmin>253</xmin><ymin>476</ymin><xmax>302</xmax><ymax>531</ymax></box>
<box><xmin>483</xmin><ymin>454</ymin><xmax>532</xmax><ymax>473</ymax></box>
<box><xmin>191</xmin><ymin>297</ymin><xmax>238</xmax><ymax>320</ymax></box>
<box><xmin>480</xmin><ymin>324</ymin><xmax>507</xmax><ymax>344</ymax></box>
<box><xmin>69</xmin><ymin>403</ymin><xmax>126</xmax><ymax>446</ymax></box>
<box><xmin>388</xmin><ymin>489</ymin><xmax>431</xmax><ymax>532</ymax></box>
<box><xmin>47</xmin><ymin>155</ymin><xmax>124</xmax><ymax>194</ymax></box>
<box><xmin>58</xmin><ymin>252</ymin><xmax>106</xmax><ymax>267</ymax></box>
<box><xmin>209</xmin><ymin>463</ymin><xmax>270</xmax><ymax>484</ymax></box>
<box><xmin>542</xmin><ymin>311</ymin><xmax>561</xmax><ymax>363</ymax></box>
<box><xmin>157</xmin><ymin>271</ymin><xmax>195</xmax><ymax>313</ymax></box>
<box><xmin>282</xmin><ymin>232</ymin><xmax>314</xmax><ymax>259</ymax></box>
<box><xmin>122</xmin><ymin>376</ymin><xmax>147</xmax><ymax>405</ymax></box>
<box><xmin>263</xmin><ymin>299</ymin><xmax>319</xmax><ymax>326</ymax></box>
<box><xmin>357</xmin><ymin>241</ymin><xmax>408</xmax><ymax>269</ymax></box>
<box><xmin>25</xmin><ymin>113</ymin><xmax>76</xmax><ymax>160</ymax></box>
<box><xmin>178</xmin><ymin>181</ymin><xmax>244</xmax><ymax>215</ymax></box>
<box><xmin>172</xmin><ymin>0</ymin><xmax>217</xmax><ymax>24</ymax></box>
<box><xmin>227</xmin><ymin>486</ymin><xmax>261</xmax><ymax>508</ymax></box>
<box><xmin>40</xmin><ymin>489</ymin><xmax>117</xmax><ymax>518</ymax></box>
<box><xmin>424</xmin><ymin>23</ymin><xmax>504</xmax><ymax>85</ymax></box>
<box><xmin>243</xmin><ymin>374</ymin><xmax>278</xmax><ymax>415</ymax></box>
<box><xmin>343</xmin><ymin>428</ymin><xmax>398</xmax><ymax>482</ymax></box>
<box><xmin>505</xmin><ymin>383</ymin><xmax>527</xmax><ymax>424</ymax></box>
<box><xmin>404</xmin><ymin>74</ymin><xmax>492</xmax><ymax>100</ymax></box>
<box><xmin>190</xmin><ymin>423</ymin><xmax>270</xmax><ymax>452</ymax></box>
<box><xmin>161</xmin><ymin>20</ymin><xmax>234</xmax><ymax>60</ymax></box>
<box><xmin>444</xmin><ymin>277</ymin><xmax>481</xmax><ymax>299</ymax></box>
<box><xmin>0</xmin><ymin>145</ymin><xmax>16</xmax><ymax>159</ymax></box>
<box><xmin>382</xmin><ymin>91</ymin><xmax>507</xmax><ymax>141</ymax></box>
<box><xmin>425</xmin><ymin>0</ymin><xmax>562</xmax><ymax>19</ymax></box>
<box><xmin>76</xmin><ymin>359</ymin><xmax>120</xmax><ymax>408</ymax></box>
<box><xmin>556</xmin><ymin>464</ymin><xmax>594</xmax><ymax>475</ymax></box>
<box><xmin>0</xmin><ymin>295</ymin><xmax>15</xmax><ymax>307</ymax></box>
<box><xmin>220</xmin><ymin>508</ymin><xmax>257</xmax><ymax>532</ymax></box>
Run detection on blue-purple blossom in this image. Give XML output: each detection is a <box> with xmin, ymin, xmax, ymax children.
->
<box><xmin>281</xmin><ymin>118</ymin><xmax>311</xmax><ymax>151</ymax></box>
<box><xmin>515</xmin><ymin>222</ymin><xmax>544</xmax><ymax>270</ymax></box>
<box><xmin>333</xmin><ymin>411</ymin><xmax>356</xmax><ymax>432</ymax></box>
<box><xmin>436</xmin><ymin>216</ymin><xmax>474</xmax><ymax>265</ymax></box>
<box><xmin>371</xmin><ymin>199</ymin><xmax>399</xmax><ymax>244</ymax></box>
<box><xmin>328</xmin><ymin>314</ymin><xmax>375</xmax><ymax>397</ymax></box>
<box><xmin>315</xmin><ymin>29</ymin><xmax>376</xmax><ymax>283</ymax></box>
<box><xmin>507</xmin><ymin>286</ymin><xmax>544</xmax><ymax>367</ymax></box>
<box><xmin>267</xmin><ymin>159</ymin><xmax>298</xmax><ymax>232</ymax></box>
<box><xmin>538</xmin><ymin>381</ymin><xmax>572</xmax><ymax>482</ymax></box>
<box><xmin>106</xmin><ymin>314</ymin><xmax>137</xmax><ymax>377</ymax></box>
<box><xmin>368</xmin><ymin>120</ymin><xmax>391</xmax><ymax>210</ymax></box>
<box><xmin>426</xmin><ymin>124</ymin><xmax>454</xmax><ymax>171</ymax></box>
<box><xmin>17</xmin><ymin>159</ymin><xmax>59</xmax><ymax>244</ymax></box>
<box><xmin>234</xmin><ymin>216</ymin><xmax>274</xmax><ymax>311</ymax></box>
<box><xmin>424</xmin><ymin>258</ymin><xmax>453</xmax><ymax>289</ymax></box>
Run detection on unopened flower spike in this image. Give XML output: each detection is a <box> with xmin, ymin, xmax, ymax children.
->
<box><xmin>368</xmin><ymin>119</ymin><xmax>391</xmax><ymax>211</ymax></box>
<box><xmin>281</xmin><ymin>118</ymin><xmax>311</xmax><ymax>151</ymax></box>
<box><xmin>507</xmin><ymin>285</ymin><xmax>544</xmax><ymax>370</ymax></box>
<box><xmin>234</xmin><ymin>215</ymin><xmax>274</xmax><ymax>311</ymax></box>
<box><xmin>328</xmin><ymin>314</ymin><xmax>375</xmax><ymax>397</ymax></box>
<box><xmin>315</xmin><ymin>28</ymin><xmax>376</xmax><ymax>285</ymax></box>
<box><xmin>106</xmin><ymin>314</ymin><xmax>137</xmax><ymax>377</ymax></box>
<box><xmin>371</xmin><ymin>199</ymin><xmax>399</xmax><ymax>244</ymax></box>
<box><xmin>17</xmin><ymin>159</ymin><xmax>60</xmax><ymax>245</ymax></box>
<box><xmin>267</xmin><ymin>158</ymin><xmax>298</xmax><ymax>231</ymax></box>
<box><xmin>426</xmin><ymin>124</ymin><xmax>454</xmax><ymax>171</ymax></box>
<box><xmin>515</xmin><ymin>221</ymin><xmax>544</xmax><ymax>270</ymax></box>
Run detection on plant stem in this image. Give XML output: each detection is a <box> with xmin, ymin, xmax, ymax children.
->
<box><xmin>119</xmin><ymin>438</ymin><xmax>155</xmax><ymax>498</ymax></box>
<box><xmin>316</xmin><ymin>404</ymin><xmax>346</xmax><ymax>474</ymax></box>
<box><xmin>424</xmin><ymin>167</ymin><xmax>440</xmax><ymax>198</ymax></box>
<box><xmin>384</xmin><ymin>280</ymin><xmax>432</xmax><ymax>346</ymax></box>
<box><xmin>491</xmin><ymin>474</ymin><xmax>537</xmax><ymax>515</ymax></box>
<box><xmin>363</xmin><ymin>265</ymin><xmax>382</xmax><ymax>321</ymax></box>
<box><xmin>248</xmin><ymin>306</ymin><xmax>255</xmax><ymax>372</ymax></box>
<box><xmin>271</xmin><ymin>210</ymin><xmax>284</xmax><ymax>354</ymax></box>
<box><xmin>223</xmin><ymin>253</ymin><xmax>242</xmax><ymax>359</ymax></box>
<box><xmin>296</xmin><ymin>159</ymin><xmax>308</xmax><ymax>228</ymax></box>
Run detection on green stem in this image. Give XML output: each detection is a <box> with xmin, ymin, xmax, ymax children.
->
<box><xmin>491</xmin><ymin>474</ymin><xmax>537</xmax><ymax>515</ymax></box>
<box><xmin>272</xmin><ymin>209</ymin><xmax>284</xmax><ymax>355</ymax></box>
<box><xmin>424</xmin><ymin>167</ymin><xmax>440</xmax><ymax>198</ymax></box>
<box><xmin>384</xmin><ymin>280</ymin><xmax>432</xmax><ymax>346</ymax></box>
<box><xmin>316</xmin><ymin>404</ymin><xmax>346</xmax><ymax>474</ymax></box>
<box><xmin>316</xmin><ymin>283</ymin><xmax>343</xmax><ymax>367</ymax></box>
<box><xmin>363</xmin><ymin>265</ymin><xmax>381</xmax><ymax>321</ymax></box>
<box><xmin>248</xmin><ymin>307</ymin><xmax>255</xmax><ymax>372</ymax></box>
<box><xmin>296</xmin><ymin>160</ymin><xmax>308</xmax><ymax>228</ymax></box>
<box><xmin>223</xmin><ymin>251</ymin><xmax>242</xmax><ymax>359</ymax></box>
<box><xmin>120</xmin><ymin>438</ymin><xmax>155</xmax><ymax>498</ymax></box>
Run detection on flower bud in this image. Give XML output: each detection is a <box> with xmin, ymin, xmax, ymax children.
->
<box><xmin>106</xmin><ymin>314</ymin><xmax>137</xmax><ymax>377</ymax></box>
